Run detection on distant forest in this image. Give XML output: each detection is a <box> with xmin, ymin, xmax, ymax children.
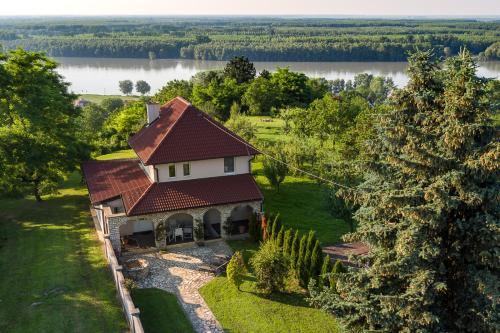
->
<box><xmin>0</xmin><ymin>17</ymin><xmax>499</xmax><ymax>61</ymax></box>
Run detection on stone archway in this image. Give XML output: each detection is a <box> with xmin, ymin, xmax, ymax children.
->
<box><xmin>166</xmin><ymin>213</ymin><xmax>194</xmax><ymax>244</ymax></box>
<box><xmin>229</xmin><ymin>205</ymin><xmax>254</xmax><ymax>235</ymax></box>
<box><xmin>203</xmin><ymin>208</ymin><xmax>222</xmax><ymax>240</ymax></box>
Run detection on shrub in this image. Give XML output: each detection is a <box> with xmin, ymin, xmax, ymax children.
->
<box><xmin>319</xmin><ymin>255</ymin><xmax>331</xmax><ymax>288</ymax></box>
<box><xmin>227</xmin><ymin>251</ymin><xmax>247</xmax><ymax>290</ymax></box>
<box><xmin>250</xmin><ymin>241</ymin><xmax>290</xmax><ymax>294</ymax></box>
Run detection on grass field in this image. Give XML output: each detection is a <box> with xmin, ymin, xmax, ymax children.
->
<box><xmin>80</xmin><ymin>94</ymin><xmax>139</xmax><ymax>104</ymax></box>
<box><xmin>200</xmin><ymin>239</ymin><xmax>339</xmax><ymax>333</ymax></box>
<box><xmin>131</xmin><ymin>288</ymin><xmax>195</xmax><ymax>333</ymax></box>
<box><xmin>248</xmin><ymin>116</ymin><xmax>286</xmax><ymax>142</ymax></box>
<box><xmin>0</xmin><ymin>173</ymin><xmax>127</xmax><ymax>332</ymax></box>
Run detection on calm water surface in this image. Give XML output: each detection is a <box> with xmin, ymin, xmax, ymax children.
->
<box><xmin>53</xmin><ymin>57</ymin><xmax>500</xmax><ymax>95</ymax></box>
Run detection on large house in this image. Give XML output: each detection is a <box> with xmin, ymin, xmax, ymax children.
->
<box><xmin>82</xmin><ymin>97</ymin><xmax>263</xmax><ymax>253</ymax></box>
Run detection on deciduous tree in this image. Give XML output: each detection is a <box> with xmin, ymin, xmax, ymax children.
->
<box><xmin>0</xmin><ymin>49</ymin><xmax>89</xmax><ymax>201</ymax></box>
<box><xmin>119</xmin><ymin>79</ymin><xmax>133</xmax><ymax>95</ymax></box>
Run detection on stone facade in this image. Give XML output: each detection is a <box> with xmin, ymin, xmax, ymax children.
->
<box><xmin>106</xmin><ymin>201</ymin><xmax>261</xmax><ymax>253</ymax></box>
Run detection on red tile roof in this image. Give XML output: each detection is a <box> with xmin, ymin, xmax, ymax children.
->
<box><xmin>82</xmin><ymin>159</ymin><xmax>263</xmax><ymax>216</ymax></box>
<box><xmin>129</xmin><ymin>97</ymin><xmax>259</xmax><ymax>165</ymax></box>
<box><xmin>82</xmin><ymin>159</ymin><xmax>151</xmax><ymax>204</ymax></box>
<box><xmin>127</xmin><ymin>174</ymin><xmax>263</xmax><ymax>216</ymax></box>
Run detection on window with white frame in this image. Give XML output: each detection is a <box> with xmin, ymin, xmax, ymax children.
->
<box><xmin>183</xmin><ymin>163</ymin><xmax>190</xmax><ymax>176</ymax></box>
<box><xmin>168</xmin><ymin>164</ymin><xmax>176</xmax><ymax>178</ymax></box>
<box><xmin>224</xmin><ymin>157</ymin><xmax>235</xmax><ymax>173</ymax></box>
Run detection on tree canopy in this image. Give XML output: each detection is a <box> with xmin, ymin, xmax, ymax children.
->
<box><xmin>0</xmin><ymin>49</ymin><xmax>89</xmax><ymax>200</ymax></box>
<box><xmin>119</xmin><ymin>80</ymin><xmax>133</xmax><ymax>95</ymax></box>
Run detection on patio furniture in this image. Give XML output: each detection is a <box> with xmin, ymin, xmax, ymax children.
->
<box><xmin>174</xmin><ymin>228</ymin><xmax>184</xmax><ymax>242</ymax></box>
<box><xmin>183</xmin><ymin>227</ymin><xmax>193</xmax><ymax>239</ymax></box>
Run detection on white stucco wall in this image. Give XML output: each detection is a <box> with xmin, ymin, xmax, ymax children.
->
<box><xmin>154</xmin><ymin>156</ymin><xmax>252</xmax><ymax>183</ymax></box>
<box><xmin>106</xmin><ymin>198</ymin><xmax>125</xmax><ymax>214</ymax></box>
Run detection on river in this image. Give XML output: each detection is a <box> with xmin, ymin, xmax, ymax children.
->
<box><xmin>53</xmin><ymin>57</ymin><xmax>500</xmax><ymax>95</ymax></box>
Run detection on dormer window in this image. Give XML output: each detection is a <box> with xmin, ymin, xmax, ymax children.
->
<box><xmin>183</xmin><ymin>163</ymin><xmax>190</xmax><ymax>176</ymax></box>
<box><xmin>224</xmin><ymin>157</ymin><xmax>234</xmax><ymax>173</ymax></box>
<box><xmin>168</xmin><ymin>164</ymin><xmax>176</xmax><ymax>178</ymax></box>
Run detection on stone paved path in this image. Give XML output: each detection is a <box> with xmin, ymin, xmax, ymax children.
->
<box><xmin>123</xmin><ymin>241</ymin><xmax>233</xmax><ymax>333</ymax></box>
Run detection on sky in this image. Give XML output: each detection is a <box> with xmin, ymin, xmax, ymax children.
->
<box><xmin>2</xmin><ymin>0</ymin><xmax>500</xmax><ymax>17</ymax></box>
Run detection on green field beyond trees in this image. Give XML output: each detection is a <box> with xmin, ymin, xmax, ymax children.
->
<box><xmin>1</xmin><ymin>17</ymin><xmax>499</xmax><ymax>61</ymax></box>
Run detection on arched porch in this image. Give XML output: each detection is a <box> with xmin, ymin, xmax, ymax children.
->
<box><xmin>119</xmin><ymin>219</ymin><xmax>155</xmax><ymax>250</ymax></box>
<box><xmin>203</xmin><ymin>208</ymin><xmax>222</xmax><ymax>240</ymax></box>
<box><xmin>165</xmin><ymin>213</ymin><xmax>194</xmax><ymax>244</ymax></box>
<box><xmin>229</xmin><ymin>205</ymin><xmax>255</xmax><ymax>236</ymax></box>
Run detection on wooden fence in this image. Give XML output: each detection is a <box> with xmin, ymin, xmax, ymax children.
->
<box><xmin>91</xmin><ymin>208</ymin><xmax>144</xmax><ymax>333</ymax></box>
<box><xmin>103</xmin><ymin>237</ymin><xmax>145</xmax><ymax>333</ymax></box>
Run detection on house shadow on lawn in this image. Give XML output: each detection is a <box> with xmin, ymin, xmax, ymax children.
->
<box><xmin>0</xmin><ymin>184</ymin><xmax>128</xmax><ymax>332</ymax></box>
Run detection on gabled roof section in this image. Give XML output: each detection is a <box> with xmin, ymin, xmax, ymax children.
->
<box><xmin>81</xmin><ymin>159</ymin><xmax>151</xmax><ymax>205</ymax></box>
<box><xmin>128</xmin><ymin>97</ymin><xmax>260</xmax><ymax>165</ymax></box>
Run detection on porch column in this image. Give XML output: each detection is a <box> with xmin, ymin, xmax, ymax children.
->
<box><xmin>108</xmin><ymin>215</ymin><xmax>126</xmax><ymax>253</ymax></box>
<box><xmin>220</xmin><ymin>206</ymin><xmax>233</xmax><ymax>239</ymax></box>
<box><xmin>192</xmin><ymin>211</ymin><xmax>204</xmax><ymax>242</ymax></box>
<box><xmin>152</xmin><ymin>217</ymin><xmax>167</xmax><ymax>249</ymax></box>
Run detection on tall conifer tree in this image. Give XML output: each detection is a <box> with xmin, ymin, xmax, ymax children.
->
<box><xmin>309</xmin><ymin>50</ymin><xmax>499</xmax><ymax>332</ymax></box>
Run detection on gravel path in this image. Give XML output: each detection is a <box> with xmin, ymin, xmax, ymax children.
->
<box><xmin>123</xmin><ymin>241</ymin><xmax>233</xmax><ymax>333</ymax></box>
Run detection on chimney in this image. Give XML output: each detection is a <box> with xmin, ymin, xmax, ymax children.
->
<box><xmin>146</xmin><ymin>102</ymin><xmax>160</xmax><ymax>125</ymax></box>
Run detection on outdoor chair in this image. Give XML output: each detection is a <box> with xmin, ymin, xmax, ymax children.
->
<box><xmin>174</xmin><ymin>227</ymin><xmax>184</xmax><ymax>242</ymax></box>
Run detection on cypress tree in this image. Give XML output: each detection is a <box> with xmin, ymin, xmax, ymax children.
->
<box><xmin>282</xmin><ymin>228</ymin><xmax>293</xmax><ymax>255</ymax></box>
<box><xmin>276</xmin><ymin>225</ymin><xmax>285</xmax><ymax>248</ymax></box>
<box><xmin>303</xmin><ymin>230</ymin><xmax>316</xmax><ymax>283</ymax></box>
<box><xmin>265</xmin><ymin>213</ymin><xmax>274</xmax><ymax>241</ymax></box>
<box><xmin>308</xmin><ymin>50</ymin><xmax>499</xmax><ymax>332</ymax></box>
<box><xmin>319</xmin><ymin>255</ymin><xmax>331</xmax><ymax>288</ymax></box>
<box><xmin>329</xmin><ymin>259</ymin><xmax>346</xmax><ymax>292</ymax></box>
<box><xmin>290</xmin><ymin>230</ymin><xmax>300</xmax><ymax>269</ymax></box>
<box><xmin>296</xmin><ymin>234</ymin><xmax>308</xmax><ymax>285</ymax></box>
<box><xmin>271</xmin><ymin>213</ymin><xmax>281</xmax><ymax>240</ymax></box>
<box><xmin>309</xmin><ymin>240</ymin><xmax>323</xmax><ymax>279</ymax></box>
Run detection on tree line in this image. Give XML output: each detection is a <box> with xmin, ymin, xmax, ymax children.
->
<box><xmin>1</xmin><ymin>17</ymin><xmax>499</xmax><ymax>61</ymax></box>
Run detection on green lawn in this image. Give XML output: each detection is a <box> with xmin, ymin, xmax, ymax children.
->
<box><xmin>0</xmin><ymin>173</ymin><xmax>127</xmax><ymax>332</ymax></box>
<box><xmin>96</xmin><ymin>149</ymin><xmax>137</xmax><ymax>160</ymax></box>
<box><xmin>253</xmin><ymin>160</ymin><xmax>348</xmax><ymax>245</ymax></box>
<box><xmin>80</xmin><ymin>94</ymin><xmax>139</xmax><ymax>104</ymax></box>
<box><xmin>200</xmin><ymin>239</ymin><xmax>340</xmax><ymax>333</ymax></box>
<box><xmin>249</xmin><ymin>116</ymin><xmax>286</xmax><ymax>142</ymax></box>
<box><xmin>131</xmin><ymin>288</ymin><xmax>195</xmax><ymax>333</ymax></box>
